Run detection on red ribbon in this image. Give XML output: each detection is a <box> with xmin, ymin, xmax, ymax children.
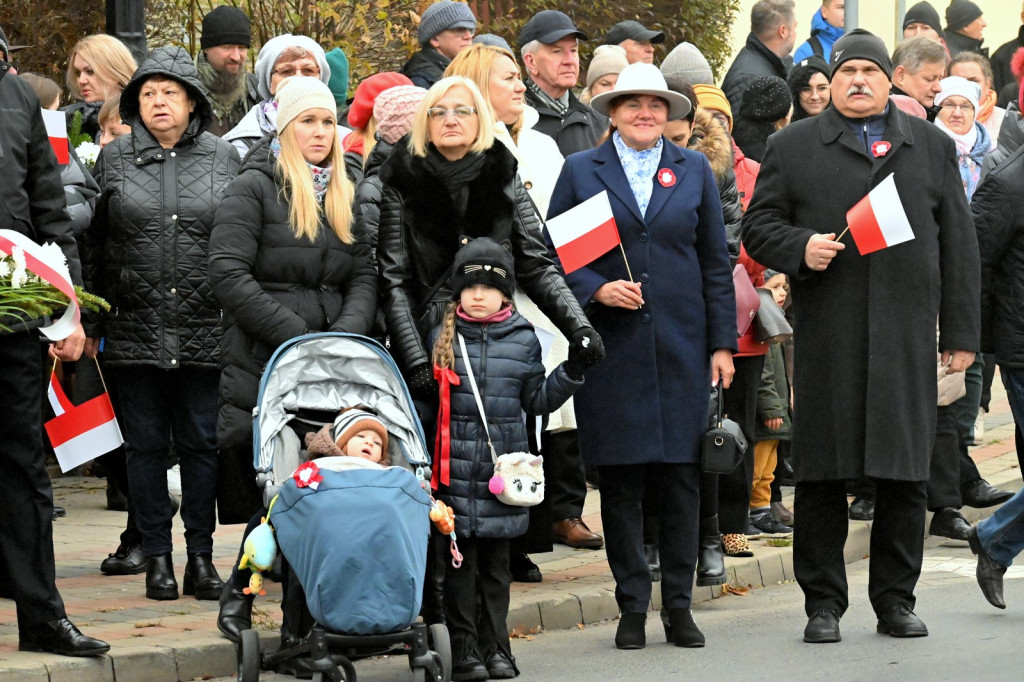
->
<box><xmin>294</xmin><ymin>461</ymin><xmax>324</xmax><ymax>489</ymax></box>
<box><xmin>432</xmin><ymin>364</ymin><xmax>461</xmax><ymax>489</ymax></box>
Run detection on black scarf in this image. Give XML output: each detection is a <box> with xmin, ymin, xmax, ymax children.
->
<box><xmin>423</xmin><ymin>145</ymin><xmax>487</xmax><ymax>216</ymax></box>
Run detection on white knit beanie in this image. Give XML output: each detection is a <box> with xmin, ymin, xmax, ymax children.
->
<box><xmin>254</xmin><ymin>34</ymin><xmax>331</xmax><ymax>100</ymax></box>
<box><xmin>586</xmin><ymin>45</ymin><xmax>629</xmax><ymax>89</ymax></box>
<box><xmin>274</xmin><ymin>77</ymin><xmax>338</xmax><ymax>133</ymax></box>
<box><xmin>935</xmin><ymin>76</ymin><xmax>980</xmax><ymax>110</ymax></box>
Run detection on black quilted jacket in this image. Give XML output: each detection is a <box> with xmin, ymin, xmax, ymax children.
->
<box><xmin>208</xmin><ymin>137</ymin><xmax>377</xmax><ymax>448</ymax></box>
<box><xmin>83</xmin><ymin>47</ymin><xmax>240</xmax><ymax>368</ymax></box>
<box><xmin>431</xmin><ymin>312</ymin><xmax>582</xmax><ymax>538</ymax></box>
<box><xmin>376</xmin><ymin>142</ymin><xmax>592</xmax><ymax>377</ymax></box>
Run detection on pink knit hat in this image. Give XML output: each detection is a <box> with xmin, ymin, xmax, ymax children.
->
<box><xmin>373</xmin><ymin>85</ymin><xmax>428</xmax><ymax>144</ymax></box>
<box><xmin>347</xmin><ymin>72</ymin><xmax>412</xmax><ymax>130</ymax></box>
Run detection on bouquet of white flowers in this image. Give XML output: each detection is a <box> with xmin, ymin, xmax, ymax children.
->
<box><xmin>1</xmin><ymin>240</ymin><xmax>108</xmax><ymax>335</ymax></box>
<box><xmin>76</xmin><ymin>141</ymin><xmax>101</xmax><ymax>168</ymax></box>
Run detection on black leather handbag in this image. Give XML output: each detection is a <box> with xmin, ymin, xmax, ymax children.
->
<box><xmin>702</xmin><ymin>383</ymin><xmax>747</xmax><ymax>474</ymax></box>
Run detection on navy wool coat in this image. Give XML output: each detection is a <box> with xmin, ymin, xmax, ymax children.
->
<box><xmin>547</xmin><ymin>138</ymin><xmax>737</xmax><ymax>468</ymax></box>
<box><xmin>741</xmin><ymin>105</ymin><xmax>980</xmax><ymax>482</ymax></box>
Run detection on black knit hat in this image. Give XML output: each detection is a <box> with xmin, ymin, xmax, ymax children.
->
<box><xmin>830</xmin><ymin>28</ymin><xmax>893</xmax><ymax>80</ymax></box>
<box><xmin>903</xmin><ymin>1</ymin><xmax>945</xmax><ymax>39</ymax></box>
<box><xmin>450</xmin><ymin>237</ymin><xmax>516</xmax><ymax>301</ymax></box>
<box><xmin>787</xmin><ymin>56</ymin><xmax>831</xmax><ymax>121</ymax></box>
<box><xmin>740</xmin><ymin>75</ymin><xmax>792</xmax><ymax>122</ymax></box>
<box><xmin>201</xmin><ymin>6</ymin><xmax>252</xmax><ymax>49</ymax></box>
<box><xmin>945</xmin><ymin>1</ymin><xmax>982</xmax><ymax>33</ymax></box>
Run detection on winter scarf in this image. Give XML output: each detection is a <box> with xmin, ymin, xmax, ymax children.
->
<box><xmin>935</xmin><ymin>120</ymin><xmax>989</xmax><ymax>200</ymax></box>
<box><xmin>270</xmin><ymin>136</ymin><xmax>333</xmax><ymax>202</ymax></box>
<box><xmin>423</xmin><ymin>145</ymin><xmax>487</xmax><ymax>214</ymax></box>
<box><xmin>977</xmin><ymin>89</ymin><xmax>997</xmax><ymax>123</ymax></box>
<box><xmin>195</xmin><ymin>50</ymin><xmax>249</xmax><ymax>127</ymax></box>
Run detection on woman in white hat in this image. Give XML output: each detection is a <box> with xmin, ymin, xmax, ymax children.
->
<box><xmin>547</xmin><ymin>62</ymin><xmax>737</xmax><ymax>650</ymax></box>
<box><xmin>209</xmin><ymin>76</ymin><xmax>377</xmax><ymax>641</ymax></box>
<box><xmin>934</xmin><ymin>75</ymin><xmax>990</xmax><ymax>201</ymax></box>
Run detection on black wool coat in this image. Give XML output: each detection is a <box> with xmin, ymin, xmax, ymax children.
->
<box><xmin>973</xmin><ymin>144</ymin><xmax>1024</xmax><ymax>369</ymax></box>
<box><xmin>376</xmin><ymin>142</ymin><xmax>591</xmax><ymax>376</ymax></box>
<box><xmin>208</xmin><ymin>137</ymin><xmax>377</xmax><ymax>448</ymax></box>
<box><xmin>741</xmin><ymin>104</ymin><xmax>980</xmax><ymax>482</ymax></box>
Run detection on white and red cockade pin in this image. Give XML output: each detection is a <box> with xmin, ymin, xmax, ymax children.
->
<box><xmin>657</xmin><ymin>168</ymin><xmax>676</xmax><ymax>187</ymax></box>
<box><xmin>294</xmin><ymin>461</ymin><xmax>324</xmax><ymax>490</ymax></box>
<box><xmin>871</xmin><ymin>141</ymin><xmax>891</xmax><ymax>158</ymax></box>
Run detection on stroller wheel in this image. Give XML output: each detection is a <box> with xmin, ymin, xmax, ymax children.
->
<box><xmin>428</xmin><ymin>623</ymin><xmax>452</xmax><ymax>682</ymax></box>
<box><xmin>237</xmin><ymin>628</ymin><xmax>261</xmax><ymax>682</ymax></box>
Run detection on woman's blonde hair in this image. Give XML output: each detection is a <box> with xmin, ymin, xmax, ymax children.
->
<box><xmin>408</xmin><ymin>76</ymin><xmax>496</xmax><ymax>158</ymax></box>
<box><xmin>66</xmin><ymin>34</ymin><xmax>138</xmax><ymax>101</ymax></box>
<box><xmin>431</xmin><ymin>302</ymin><xmax>459</xmax><ymax>370</ymax></box>
<box><xmin>445</xmin><ymin>44</ymin><xmax>523</xmax><ymax>143</ymax></box>
<box><xmin>275</xmin><ymin>118</ymin><xmax>355</xmax><ymax>244</ymax></box>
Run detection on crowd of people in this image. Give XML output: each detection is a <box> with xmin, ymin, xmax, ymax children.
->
<box><xmin>3</xmin><ymin>0</ymin><xmax>1024</xmax><ymax>676</ymax></box>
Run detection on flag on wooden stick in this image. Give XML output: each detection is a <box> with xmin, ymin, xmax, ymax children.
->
<box><xmin>545</xmin><ymin>191</ymin><xmax>623</xmax><ymax>274</ymax></box>
<box><xmin>845</xmin><ymin>173</ymin><xmax>915</xmax><ymax>255</ymax></box>
<box><xmin>45</xmin><ymin>369</ymin><xmax>123</xmax><ymax>473</ymax></box>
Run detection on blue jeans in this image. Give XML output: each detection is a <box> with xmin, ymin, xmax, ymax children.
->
<box><xmin>976</xmin><ymin>487</ymin><xmax>1024</xmax><ymax>568</ymax></box>
<box><xmin>115</xmin><ymin>365</ymin><xmax>219</xmax><ymax>557</ymax></box>
<box><xmin>952</xmin><ymin>355</ymin><xmax>985</xmax><ymax>443</ymax></box>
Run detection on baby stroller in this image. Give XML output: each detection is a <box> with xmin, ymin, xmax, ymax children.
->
<box><xmin>235</xmin><ymin>332</ymin><xmax>451</xmax><ymax>682</ymax></box>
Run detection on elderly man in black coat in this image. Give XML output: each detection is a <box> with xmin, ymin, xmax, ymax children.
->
<box><xmin>742</xmin><ymin>29</ymin><xmax>980</xmax><ymax>644</ymax></box>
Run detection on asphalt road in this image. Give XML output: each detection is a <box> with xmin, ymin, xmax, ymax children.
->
<box><xmin>214</xmin><ymin>537</ymin><xmax>1024</xmax><ymax>681</ymax></box>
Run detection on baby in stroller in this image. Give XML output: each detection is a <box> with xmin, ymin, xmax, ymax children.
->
<box><xmin>303</xmin><ymin>408</ymin><xmax>392</xmax><ymax>466</ymax></box>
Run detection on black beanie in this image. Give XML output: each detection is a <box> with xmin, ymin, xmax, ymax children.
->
<box><xmin>945</xmin><ymin>0</ymin><xmax>982</xmax><ymax>33</ymax></box>
<box><xmin>740</xmin><ymin>76</ymin><xmax>792</xmax><ymax>122</ymax></box>
<box><xmin>450</xmin><ymin>237</ymin><xmax>516</xmax><ymax>301</ymax></box>
<box><xmin>201</xmin><ymin>6</ymin><xmax>252</xmax><ymax>49</ymax></box>
<box><xmin>903</xmin><ymin>1</ymin><xmax>945</xmax><ymax>39</ymax></box>
<box><xmin>830</xmin><ymin>28</ymin><xmax>893</xmax><ymax>80</ymax></box>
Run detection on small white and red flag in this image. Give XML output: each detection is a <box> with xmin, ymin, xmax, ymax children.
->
<box><xmin>545</xmin><ymin>191</ymin><xmax>621</xmax><ymax>274</ymax></box>
<box><xmin>41</xmin><ymin>108</ymin><xmax>70</xmax><ymax>165</ymax></box>
<box><xmin>45</xmin><ymin>372</ymin><xmax>124</xmax><ymax>473</ymax></box>
<box><xmin>845</xmin><ymin>173</ymin><xmax>915</xmax><ymax>255</ymax></box>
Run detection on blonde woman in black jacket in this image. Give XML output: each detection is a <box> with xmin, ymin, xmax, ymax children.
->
<box><xmin>210</xmin><ymin>76</ymin><xmax>376</xmax><ymax>642</ymax></box>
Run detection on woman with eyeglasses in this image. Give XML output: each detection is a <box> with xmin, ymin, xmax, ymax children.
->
<box><xmin>223</xmin><ymin>34</ymin><xmax>332</xmax><ymax>159</ymax></box>
<box><xmin>376</xmin><ymin>76</ymin><xmax>601</xmax><ymax>669</ymax></box>
<box><xmin>787</xmin><ymin>55</ymin><xmax>831</xmax><ymax>122</ymax></box>
<box><xmin>934</xmin><ymin>76</ymin><xmax>991</xmax><ymax>201</ymax></box>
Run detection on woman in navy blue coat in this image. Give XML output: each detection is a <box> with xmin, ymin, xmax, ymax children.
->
<box><xmin>547</xmin><ymin>64</ymin><xmax>737</xmax><ymax>650</ymax></box>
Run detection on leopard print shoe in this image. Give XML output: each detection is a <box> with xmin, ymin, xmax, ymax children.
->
<box><xmin>721</xmin><ymin>533</ymin><xmax>754</xmax><ymax>557</ymax></box>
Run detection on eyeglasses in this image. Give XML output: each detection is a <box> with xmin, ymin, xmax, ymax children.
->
<box><xmin>426</xmin><ymin>106</ymin><xmax>476</xmax><ymax>120</ymax></box>
<box><xmin>940</xmin><ymin>101</ymin><xmax>974</xmax><ymax>113</ymax></box>
<box><xmin>273</xmin><ymin>66</ymin><xmax>321</xmax><ymax>78</ymax></box>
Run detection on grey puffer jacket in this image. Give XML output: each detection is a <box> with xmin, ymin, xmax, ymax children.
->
<box><xmin>432</xmin><ymin>311</ymin><xmax>582</xmax><ymax>538</ymax></box>
<box><xmin>84</xmin><ymin>46</ymin><xmax>240</xmax><ymax>368</ymax></box>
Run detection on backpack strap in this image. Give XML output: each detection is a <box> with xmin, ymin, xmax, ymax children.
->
<box><xmin>809</xmin><ymin>35</ymin><xmax>824</xmax><ymax>58</ymax></box>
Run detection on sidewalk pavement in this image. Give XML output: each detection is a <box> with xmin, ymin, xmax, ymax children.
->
<box><xmin>2</xmin><ymin>382</ymin><xmax>1021</xmax><ymax>681</ymax></box>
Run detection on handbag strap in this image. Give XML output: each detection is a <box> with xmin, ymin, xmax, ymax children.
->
<box><xmin>715</xmin><ymin>382</ymin><xmax>724</xmax><ymax>428</ymax></box>
<box><xmin>457</xmin><ymin>333</ymin><xmax>499</xmax><ymax>464</ymax></box>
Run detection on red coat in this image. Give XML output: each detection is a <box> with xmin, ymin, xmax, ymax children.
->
<box><xmin>735</xmin><ymin>244</ymin><xmax>768</xmax><ymax>357</ymax></box>
<box><xmin>733</xmin><ymin>140</ymin><xmax>760</xmax><ymax>212</ymax></box>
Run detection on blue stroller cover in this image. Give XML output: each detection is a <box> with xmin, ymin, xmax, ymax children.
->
<box><xmin>270</xmin><ymin>458</ymin><xmax>432</xmax><ymax>634</ymax></box>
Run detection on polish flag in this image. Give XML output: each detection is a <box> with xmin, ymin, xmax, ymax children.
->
<box><xmin>545</xmin><ymin>191</ymin><xmax>621</xmax><ymax>274</ymax></box>
<box><xmin>845</xmin><ymin>173</ymin><xmax>915</xmax><ymax>255</ymax></box>
<box><xmin>45</xmin><ymin>372</ymin><xmax>124</xmax><ymax>473</ymax></box>
<box><xmin>41</xmin><ymin>109</ymin><xmax>70</xmax><ymax>165</ymax></box>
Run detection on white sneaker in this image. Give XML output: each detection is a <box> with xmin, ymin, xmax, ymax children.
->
<box><xmin>974</xmin><ymin>411</ymin><xmax>986</xmax><ymax>445</ymax></box>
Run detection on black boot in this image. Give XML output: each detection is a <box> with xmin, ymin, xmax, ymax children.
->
<box><xmin>145</xmin><ymin>553</ymin><xmax>178</xmax><ymax>600</ymax></box>
<box><xmin>217</xmin><ymin>581</ymin><xmax>255</xmax><ymax>643</ymax></box>
<box><xmin>696</xmin><ymin>515</ymin><xmax>727</xmax><ymax>587</ymax></box>
<box><xmin>661</xmin><ymin>608</ymin><xmax>705</xmax><ymax>647</ymax></box>
<box><xmin>615</xmin><ymin>612</ymin><xmax>647</xmax><ymax>650</ymax></box>
<box><xmin>644</xmin><ymin>543</ymin><xmax>661</xmax><ymax>582</ymax></box>
<box><xmin>183</xmin><ymin>554</ymin><xmax>225</xmax><ymax>600</ymax></box>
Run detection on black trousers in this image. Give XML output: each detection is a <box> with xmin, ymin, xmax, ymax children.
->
<box><xmin>545</xmin><ymin>429</ymin><xmax>587</xmax><ymax>522</ymax></box>
<box><xmin>928</xmin><ymin>405</ymin><xmax>980</xmax><ymax>509</ymax></box>
<box><xmin>600</xmin><ymin>463</ymin><xmax>699</xmax><ymax>613</ymax></box>
<box><xmin>794</xmin><ymin>478</ymin><xmax>926</xmax><ymax>618</ymax></box>
<box><xmin>444</xmin><ymin>536</ymin><xmax>512</xmax><ymax>662</ymax></box>
<box><xmin>717</xmin><ymin>355</ymin><xmax>765</xmax><ymax>534</ymax></box>
<box><xmin>0</xmin><ymin>332</ymin><xmax>67</xmax><ymax>629</ymax></box>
